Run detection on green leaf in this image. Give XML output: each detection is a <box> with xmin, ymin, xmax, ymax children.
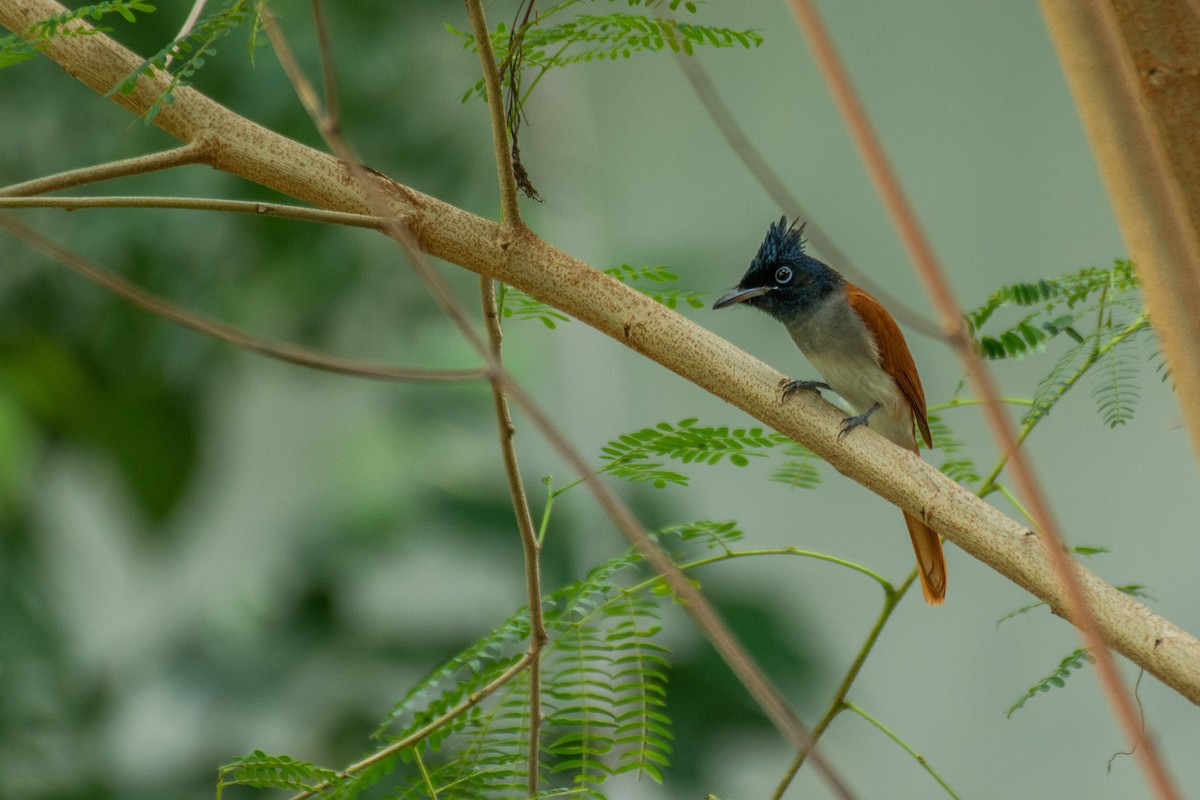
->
<box><xmin>1006</xmin><ymin>648</ymin><xmax>1093</xmax><ymax>717</ymax></box>
<box><xmin>600</xmin><ymin>419</ymin><xmax>787</xmax><ymax>488</ymax></box>
<box><xmin>453</xmin><ymin>9</ymin><xmax>763</xmax><ymax>106</ymax></box>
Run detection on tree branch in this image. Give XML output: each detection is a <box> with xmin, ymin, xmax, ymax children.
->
<box><xmin>3</xmin><ymin>0</ymin><xmax>1199</xmax><ymax>718</ymax></box>
<box><xmin>0</xmin><ymin>213</ymin><xmax>485</xmax><ymax>384</ymax></box>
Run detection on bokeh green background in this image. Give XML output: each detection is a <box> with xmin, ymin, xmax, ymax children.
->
<box><xmin>2</xmin><ymin>2</ymin><xmax>1198</xmax><ymax>799</ymax></box>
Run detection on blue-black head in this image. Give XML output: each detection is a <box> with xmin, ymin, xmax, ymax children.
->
<box><xmin>713</xmin><ymin>216</ymin><xmax>843</xmax><ymax>323</ymax></box>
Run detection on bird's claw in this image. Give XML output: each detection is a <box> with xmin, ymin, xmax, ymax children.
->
<box><xmin>837</xmin><ymin>402</ymin><xmax>882</xmax><ymax>440</ymax></box>
<box><xmin>781</xmin><ymin>379</ymin><xmax>831</xmax><ymax>402</ymax></box>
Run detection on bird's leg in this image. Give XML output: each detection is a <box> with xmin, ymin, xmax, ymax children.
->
<box><xmin>781</xmin><ymin>378</ymin><xmax>831</xmax><ymax>401</ymax></box>
<box><xmin>838</xmin><ymin>401</ymin><xmax>882</xmax><ymax>439</ymax></box>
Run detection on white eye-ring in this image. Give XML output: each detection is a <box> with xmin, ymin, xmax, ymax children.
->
<box><xmin>774</xmin><ymin>266</ymin><xmax>793</xmax><ymax>284</ymax></box>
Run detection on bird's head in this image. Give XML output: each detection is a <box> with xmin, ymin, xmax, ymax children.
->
<box><xmin>713</xmin><ymin>216</ymin><xmax>842</xmax><ymax>323</ymax></box>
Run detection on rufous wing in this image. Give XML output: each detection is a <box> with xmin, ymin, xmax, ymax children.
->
<box><xmin>845</xmin><ymin>284</ymin><xmax>932</xmax><ymax>448</ymax></box>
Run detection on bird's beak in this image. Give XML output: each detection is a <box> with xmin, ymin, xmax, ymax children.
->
<box><xmin>713</xmin><ymin>285</ymin><xmax>773</xmax><ymax>309</ymax></box>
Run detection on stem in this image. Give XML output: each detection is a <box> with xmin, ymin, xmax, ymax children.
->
<box><xmin>481</xmin><ymin>276</ymin><xmax>546</xmax><ymax>797</ymax></box>
<box><xmin>0</xmin><ymin>143</ymin><xmax>210</xmax><ymax>197</ymax></box>
<box><xmin>0</xmin><ymin>213</ymin><xmax>486</xmax><ymax>384</ymax></box>
<box><xmin>0</xmin><ymin>195</ymin><xmax>384</xmax><ymax>228</ymax></box>
<box><xmin>465</xmin><ymin>0</ymin><xmax>522</xmax><ymax>229</ymax></box>
<box><xmin>842</xmin><ymin>701</ymin><xmax>961</xmax><ymax>799</ymax></box>
<box><xmin>310</xmin><ymin>0</ymin><xmax>340</xmax><ymax>136</ymax></box>
<box><xmin>771</xmin><ymin>572</ymin><xmax>913</xmax><ymax>799</ymax></box>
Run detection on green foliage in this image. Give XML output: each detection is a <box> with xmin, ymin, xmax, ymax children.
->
<box><xmin>449</xmin><ymin>1</ymin><xmax>762</xmax><ymax>104</ymax></box>
<box><xmin>600</xmin><ymin>418</ymin><xmax>786</xmax><ymax>488</ymax></box>
<box><xmin>216</xmin><ymin>750</ymin><xmax>342</xmax><ymax>797</ymax></box>
<box><xmin>604</xmin><ymin>265</ymin><xmax>706</xmax><ymax>310</ymax></box>
<box><xmin>497</xmin><ymin>283</ymin><xmax>571</xmax><ymax>328</ymax></box>
<box><xmin>216</xmin><ymin>523</ymin><xmax>755</xmax><ymax>799</ymax></box>
<box><xmin>769</xmin><ymin>441</ymin><xmax>823</xmax><ymax>490</ymax></box>
<box><xmin>966</xmin><ymin>261</ymin><xmax>1138</xmax><ymax>359</ymax></box>
<box><xmin>1006</xmin><ymin>648</ymin><xmax>1094</xmax><ymax>717</ymax></box>
<box><xmin>964</xmin><ymin>261</ymin><xmax>1151</xmax><ymax>427</ymax></box>
<box><xmin>110</xmin><ymin>0</ymin><xmax>262</xmax><ymax>122</ymax></box>
<box><xmin>0</xmin><ymin>1</ymin><xmax>156</xmax><ymax>67</ymax></box>
<box><xmin>927</xmin><ymin>413</ymin><xmax>980</xmax><ymax>486</ymax></box>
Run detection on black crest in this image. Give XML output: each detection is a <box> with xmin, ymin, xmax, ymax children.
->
<box><xmin>754</xmin><ymin>216</ymin><xmax>807</xmax><ymax>269</ymax></box>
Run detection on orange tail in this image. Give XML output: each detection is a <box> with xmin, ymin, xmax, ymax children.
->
<box><xmin>903</xmin><ymin>512</ymin><xmax>947</xmax><ymax>605</ymax></box>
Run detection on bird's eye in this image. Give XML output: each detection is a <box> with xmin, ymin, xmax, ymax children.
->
<box><xmin>774</xmin><ymin>266</ymin><xmax>793</xmax><ymax>285</ymax></box>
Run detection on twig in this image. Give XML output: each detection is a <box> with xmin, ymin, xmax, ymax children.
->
<box><xmin>310</xmin><ymin>0</ymin><xmax>340</xmax><ymax>134</ymax></box>
<box><xmin>842</xmin><ymin>702</ymin><xmax>961</xmax><ymax>799</ymax></box>
<box><xmin>481</xmin><ymin>275</ymin><xmax>546</xmax><ymax>797</ymax></box>
<box><xmin>465</xmin><ymin>0</ymin><xmax>523</xmax><ymax>229</ymax></box>
<box><xmin>0</xmin><ymin>195</ymin><xmax>385</xmax><ymax>228</ymax></box>
<box><xmin>0</xmin><ymin>143</ymin><xmax>211</xmax><ymax>197</ymax></box>
<box><xmin>165</xmin><ymin>0</ymin><xmax>208</xmax><ymax>69</ymax></box>
<box><xmin>772</xmin><ymin>571</ymin><xmax>913</xmax><ymax>798</ymax></box>
<box><xmin>783</xmin><ymin>1</ymin><xmax>1178</xmax><ymax>796</ymax></box>
<box><xmin>0</xmin><ymin>213</ymin><xmax>485</xmax><ymax>384</ymax></box>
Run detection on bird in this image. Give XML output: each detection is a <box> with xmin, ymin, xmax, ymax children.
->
<box><xmin>713</xmin><ymin>216</ymin><xmax>946</xmax><ymax>605</ymax></box>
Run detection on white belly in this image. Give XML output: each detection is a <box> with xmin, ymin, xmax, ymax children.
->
<box><xmin>785</xmin><ymin>294</ymin><xmax>915</xmax><ymax>449</ymax></box>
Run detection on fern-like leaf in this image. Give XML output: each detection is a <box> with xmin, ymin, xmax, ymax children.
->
<box><xmin>1006</xmin><ymin>648</ymin><xmax>1093</xmax><ymax>717</ymax></box>
<box><xmin>450</xmin><ymin>6</ymin><xmax>762</xmax><ymax>104</ymax></box>
<box><xmin>968</xmin><ymin>261</ymin><xmax>1139</xmax><ymax>361</ymax></box>
<box><xmin>926</xmin><ymin>413</ymin><xmax>980</xmax><ymax>485</ymax></box>
<box><xmin>600</xmin><ymin>419</ymin><xmax>786</xmax><ymax>488</ymax></box>
<box><xmin>769</xmin><ymin>441</ymin><xmax>823</xmax><ymax>489</ymax></box>
<box><xmin>217</xmin><ymin>750</ymin><xmax>343</xmax><ymax>797</ymax></box>
<box><xmin>496</xmin><ymin>283</ymin><xmax>571</xmax><ymax>328</ymax></box>
<box><xmin>1090</xmin><ymin>334</ymin><xmax>1142</xmax><ymax>427</ymax></box>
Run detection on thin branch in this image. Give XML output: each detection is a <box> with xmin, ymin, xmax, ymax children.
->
<box><xmin>260</xmin><ymin>9</ymin><xmax>853</xmax><ymax>795</ymax></box>
<box><xmin>783</xmin><ymin>2</ymin><xmax>1179</xmax><ymax>797</ymax></box>
<box><xmin>0</xmin><ymin>213</ymin><xmax>486</xmax><ymax>384</ymax></box>
<box><xmin>772</xmin><ymin>571</ymin><xmax>914</xmax><ymax>799</ymax></box>
<box><xmin>165</xmin><ymin>0</ymin><xmax>208</xmax><ymax>69</ymax></box>
<box><xmin>481</xmin><ymin>275</ymin><xmax>545</xmax><ymax>798</ymax></box>
<box><xmin>465</xmin><ymin>0</ymin><xmax>524</xmax><ymax>228</ymax></box>
<box><xmin>0</xmin><ymin>143</ymin><xmax>211</xmax><ymax>197</ymax></box>
<box><xmin>310</xmin><ymin>0</ymin><xmax>340</xmax><ymax>133</ymax></box>
<box><xmin>0</xmin><ymin>195</ymin><xmax>384</xmax><ymax>228</ymax></box>
<box><xmin>842</xmin><ymin>702</ymin><xmax>961</xmax><ymax>799</ymax></box>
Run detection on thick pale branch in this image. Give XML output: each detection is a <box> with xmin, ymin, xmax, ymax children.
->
<box><xmin>3</xmin><ymin>0</ymin><xmax>1200</xmax><ymax>706</ymax></box>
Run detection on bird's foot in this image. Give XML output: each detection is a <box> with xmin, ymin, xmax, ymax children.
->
<box><xmin>781</xmin><ymin>379</ymin><xmax>831</xmax><ymax>401</ymax></box>
<box><xmin>838</xmin><ymin>402</ymin><xmax>882</xmax><ymax>440</ymax></box>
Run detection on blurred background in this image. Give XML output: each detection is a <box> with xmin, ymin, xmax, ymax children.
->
<box><xmin>1</xmin><ymin>2</ymin><xmax>1197</xmax><ymax>798</ymax></box>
